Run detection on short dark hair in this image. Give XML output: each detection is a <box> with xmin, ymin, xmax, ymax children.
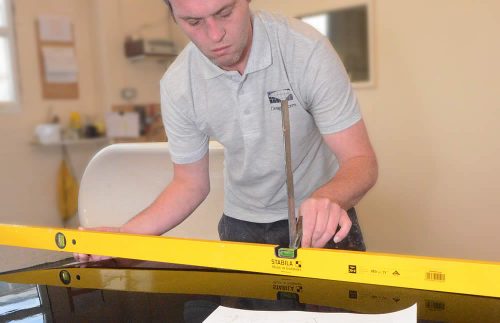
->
<box><xmin>163</xmin><ymin>0</ymin><xmax>175</xmax><ymax>22</ymax></box>
<box><xmin>163</xmin><ymin>0</ymin><xmax>173</xmax><ymax>14</ymax></box>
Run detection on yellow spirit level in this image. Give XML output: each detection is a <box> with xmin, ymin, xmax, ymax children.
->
<box><xmin>0</xmin><ymin>224</ymin><xmax>499</xmax><ymax>298</ymax></box>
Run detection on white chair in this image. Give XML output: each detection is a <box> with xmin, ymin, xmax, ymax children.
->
<box><xmin>78</xmin><ymin>142</ymin><xmax>224</xmax><ymax>240</ymax></box>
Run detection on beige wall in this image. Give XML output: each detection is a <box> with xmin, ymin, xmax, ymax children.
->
<box><xmin>253</xmin><ymin>0</ymin><xmax>500</xmax><ymax>261</ymax></box>
<box><xmin>89</xmin><ymin>0</ymin><xmax>174</xmax><ymax>110</ymax></box>
<box><xmin>362</xmin><ymin>0</ymin><xmax>500</xmax><ymax>261</ymax></box>
<box><xmin>0</xmin><ymin>0</ymin><xmax>174</xmax><ymax>272</ymax></box>
<box><xmin>1</xmin><ymin>0</ymin><xmax>499</xmax><ymax>272</ymax></box>
<box><xmin>0</xmin><ymin>0</ymin><xmax>105</xmax><ymax>270</ymax></box>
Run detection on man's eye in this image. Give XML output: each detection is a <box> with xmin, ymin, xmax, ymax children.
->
<box><xmin>219</xmin><ymin>9</ymin><xmax>232</xmax><ymax>18</ymax></box>
<box><xmin>187</xmin><ymin>19</ymin><xmax>201</xmax><ymax>26</ymax></box>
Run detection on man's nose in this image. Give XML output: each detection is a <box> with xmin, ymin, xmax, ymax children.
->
<box><xmin>206</xmin><ymin>18</ymin><xmax>226</xmax><ymax>42</ymax></box>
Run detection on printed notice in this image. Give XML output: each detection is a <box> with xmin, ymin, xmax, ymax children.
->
<box><xmin>42</xmin><ymin>46</ymin><xmax>78</xmax><ymax>83</ymax></box>
<box><xmin>38</xmin><ymin>15</ymin><xmax>73</xmax><ymax>42</ymax></box>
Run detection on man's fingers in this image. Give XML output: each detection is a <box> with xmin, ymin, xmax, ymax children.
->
<box><xmin>73</xmin><ymin>252</ymin><xmax>89</xmax><ymax>262</ymax></box>
<box><xmin>89</xmin><ymin>255</ymin><xmax>112</xmax><ymax>262</ymax></box>
<box><xmin>313</xmin><ymin>205</ymin><xmax>341</xmax><ymax>248</ymax></box>
<box><xmin>333</xmin><ymin>211</ymin><xmax>352</xmax><ymax>243</ymax></box>
<box><xmin>73</xmin><ymin>253</ymin><xmax>111</xmax><ymax>263</ymax></box>
<box><xmin>310</xmin><ymin>200</ymin><xmax>330</xmax><ymax>244</ymax></box>
<box><xmin>300</xmin><ymin>202</ymin><xmax>317</xmax><ymax>248</ymax></box>
<box><xmin>74</xmin><ymin>226</ymin><xmax>118</xmax><ymax>262</ymax></box>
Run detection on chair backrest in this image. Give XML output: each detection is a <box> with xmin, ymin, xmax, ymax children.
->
<box><xmin>78</xmin><ymin>142</ymin><xmax>224</xmax><ymax>240</ymax></box>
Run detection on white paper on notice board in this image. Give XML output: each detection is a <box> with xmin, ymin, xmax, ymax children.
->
<box><xmin>42</xmin><ymin>46</ymin><xmax>78</xmax><ymax>83</ymax></box>
<box><xmin>38</xmin><ymin>15</ymin><xmax>73</xmax><ymax>42</ymax></box>
<box><xmin>105</xmin><ymin>112</ymin><xmax>140</xmax><ymax>138</ymax></box>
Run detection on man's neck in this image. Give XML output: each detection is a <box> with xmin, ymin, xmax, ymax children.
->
<box><xmin>224</xmin><ymin>15</ymin><xmax>254</xmax><ymax>75</ymax></box>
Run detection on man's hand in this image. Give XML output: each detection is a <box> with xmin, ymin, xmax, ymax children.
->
<box><xmin>297</xmin><ymin>120</ymin><xmax>377</xmax><ymax>248</ymax></box>
<box><xmin>299</xmin><ymin>197</ymin><xmax>352</xmax><ymax>248</ymax></box>
<box><xmin>73</xmin><ymin>226</ymin><xmax>121</xmax><ymax>262</ymax></box>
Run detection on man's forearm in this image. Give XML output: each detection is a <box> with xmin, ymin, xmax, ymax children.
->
<box><xmin>119</xmin><ymin>155</ymin><xmax>211</xmax><ymax>236</ymax></box>
<box><xmin>311</xmin><ymin>155</ymin><xmax>378</xmax><ymax>210</ymax></box>
<box><xmin>119</xmin><ymin>179</ymin><xmax>209</xmax><ymax>236</ymax></box>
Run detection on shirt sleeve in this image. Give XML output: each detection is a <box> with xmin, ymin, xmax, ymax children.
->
<box><xmin>300</xmin><ymin>36</ymin><xmax>362</xmax><ymax>134</ymax></box>
<box><xmin>160</xmin><ymin>81</ymin><xmax>209</xmax><ymax>164</ymax></box>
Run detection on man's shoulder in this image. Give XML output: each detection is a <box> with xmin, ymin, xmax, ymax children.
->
<box><xmin>255</xmin><ymin>10</ymin><xmax>333</xmax><ymax>79</ymax></box>
<box><xmin>255</xmin><ymin>11</ymin><xmax>324</xmax><ymax>46</ymax></box>
<box><xmin>160</xmin><ymin>42</ymin><xmax>199</xmax><ymax>96</ymax></box>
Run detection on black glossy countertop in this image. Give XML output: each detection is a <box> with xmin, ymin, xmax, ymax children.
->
<box><xmin>0</xmin><ymin>258</ymin><xmax>499</xmax><ymax>322</ymax></box>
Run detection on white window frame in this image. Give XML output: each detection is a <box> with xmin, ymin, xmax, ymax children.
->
<box><xmin>0</xmin><ymin>0</ymin><xmax>20</xmax><ymax>113</ymax></box>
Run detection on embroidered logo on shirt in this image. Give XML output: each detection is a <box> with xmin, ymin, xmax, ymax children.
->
<box><xmin>267</xmin><ymin>89</ymin><xmax>296</xmax><ymax>111</ymax></box>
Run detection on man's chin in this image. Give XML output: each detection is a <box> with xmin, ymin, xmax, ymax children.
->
<box><xmin>212</xmin><ymin>57</ymin><xmax>241</xmax><ymax>71</ymax></box>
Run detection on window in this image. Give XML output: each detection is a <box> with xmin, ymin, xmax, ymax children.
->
<box><xmin>299</xmin><ymin>0</ymin><xmax>374</xmax><ymax>87</ymax></box>
<box><xmin>0</xmin><ymin>282</ymin><xmax>51</xmax><ymax>322</ymax></box>
<box><xmin>0</xmin><ymin>0</ymin><xmax>19</xmax><ymax>112</ymax></box>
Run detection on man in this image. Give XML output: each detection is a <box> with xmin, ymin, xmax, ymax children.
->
<box><xmin>75</xmin><ymin>0</ymin><xmax>377</xmax><ymax>262</ymax></box>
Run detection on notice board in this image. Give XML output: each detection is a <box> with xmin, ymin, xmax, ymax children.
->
<box><xmin>36</xmin><ymin>15</ymin><xmax>79</xmax><ymax>99</ymax></box>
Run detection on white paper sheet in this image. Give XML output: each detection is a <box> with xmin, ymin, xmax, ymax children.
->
<box><xmin>38</xmin><ymin>15</ymin><xmax>73</xmax><ymax>42</ymax></box>
<box><xmin>42</xmin><ymin>46</ymin><xmax>78</xmax><ymax>83</ymax></box>
<box><xmin>203</xmin><ymin>304</ymin><xmax>417</xmax><ymax>323</ymax></box>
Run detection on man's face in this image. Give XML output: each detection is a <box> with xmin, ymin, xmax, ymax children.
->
<box><xmin>169</xmin><ymin>0</ymin><xmax>253</xmax><ymax>73</ymax></box>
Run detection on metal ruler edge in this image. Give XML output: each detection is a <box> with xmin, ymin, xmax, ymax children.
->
<box><xmin>0</xmin><ymin>223</ymin><xmax>499</xmax><ymax>298</ymax></box>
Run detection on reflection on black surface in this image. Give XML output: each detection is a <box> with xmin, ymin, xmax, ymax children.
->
<box><xmin>183</xmin><ymin>299</ymin><xmax>219</xmax><ymax>323</ymax></box>
<box><xmin>0</xmin><ymin>258</ymin><xmax>498</xmax><ymax>323</ymax></box>
<box><xmin>0</xmin><ymin>283</ymin><xmax>40</xmax><ymax>315</ymax></box>
<box><xmin>0</xmin><ymin>282</ymin><xmax>49</xmax><ymax>322</ymax></box>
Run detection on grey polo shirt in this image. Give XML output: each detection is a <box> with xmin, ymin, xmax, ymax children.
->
<box><xmin>160</xmin><ymin>11</ymin><xmax>361</xmax><ymax>223</ymax></box>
